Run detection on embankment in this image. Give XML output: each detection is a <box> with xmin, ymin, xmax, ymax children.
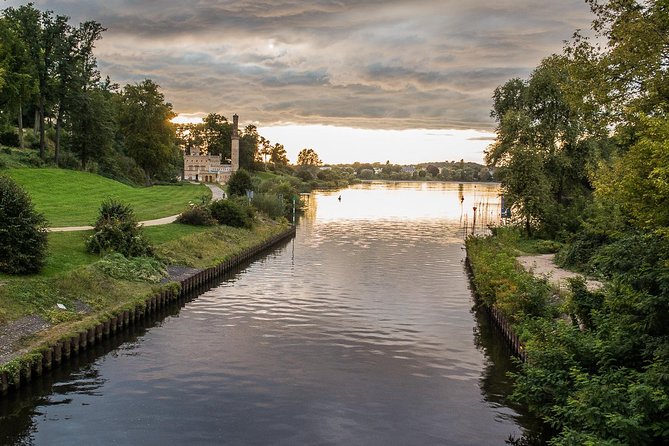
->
<box><xmin>0</xmin><ymin>224</ymin><xmax>296</xmax><ymax>397</ymax></box>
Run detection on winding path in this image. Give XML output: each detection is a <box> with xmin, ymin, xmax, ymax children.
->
<box><xmin>48</xmin><ymin>183</ymin><xmax>226</xmax><ymax>233</ymax></box>
<box><xmin>517</xmin><ymin>254</ymin><xmax>603</xmax><ymax>291</ymax></box>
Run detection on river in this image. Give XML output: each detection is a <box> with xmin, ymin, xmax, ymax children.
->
<box><xmin>0</xmin><ymin>181</ymin><xmax>526</xmax><ymax>445</ymax></box>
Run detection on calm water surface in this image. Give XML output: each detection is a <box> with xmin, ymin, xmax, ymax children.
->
<box><xmin>0</xmin><ymin>182</ymin><xmax>525</xmax><ymax>445</ymax></box>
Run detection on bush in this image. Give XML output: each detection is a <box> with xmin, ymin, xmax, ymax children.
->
<box><xmin>251</xmin><ymin>193</ymin><xmax>286</xmax><ymax>219</ymax></box>
<box><xmin>176</xmin><ymin>204</ymin><xmax>217</xmax><ymax>226</ymax></box>
<box><xmin>0</xmin><ymin>176</ymin><xmax>49</xmax><ymax>274</ymax></box>
<box><xmin>227</xmin><ymin>169</ymin><xmax>254</xmax><ymax>197</ymax></box>
<box><xmin>86</xmin><ymin>198</ymin><xmax>153</xmax><ymax>256</ymax></box>
<box><xmin>209</xmin><ymin>198</ymin><xmax>254</xmax><ymax>228</ymax></box>
<box><xmin>0</xmin><ymin>130</ymin><xmax>20</xmax><ymax>147</ymax></box>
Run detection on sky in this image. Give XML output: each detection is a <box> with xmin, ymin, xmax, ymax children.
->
<box><xmin>5</xmin><ymin>0</ymin><xmax>594</xmax><ymax>164</ymax></box>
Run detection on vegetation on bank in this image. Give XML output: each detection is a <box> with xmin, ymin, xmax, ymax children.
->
<box><xmin>474</xmin><ymin>1</ymin><xmax>669</xmax><ymax>443</ymax></box>
<box><xmin>0</xmin><ymin>219</ymin><xmax>290</xmax><ymax>360</ymax></box>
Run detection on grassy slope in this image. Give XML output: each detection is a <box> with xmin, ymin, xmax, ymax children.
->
<box><xmin>3</xmin><ymin>168</ymin><xmax>210</xmax><ymax>226</ymax></box>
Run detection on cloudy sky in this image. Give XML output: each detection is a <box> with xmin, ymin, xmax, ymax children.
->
<box><xmin>6</xmin><ymin>0</ymin><xmax>594</xmax><ymax>163</ymax></box>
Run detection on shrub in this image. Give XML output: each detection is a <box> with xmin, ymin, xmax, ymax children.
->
<box><xmin>251</xmin><ymin>193</ymin><xmax>285</xmax><ymax>219</ymax></box>
<box><xmin>0</xmin><ymin>130</ymin><xmax>20</xmax><ymax>147</ymax></box>
<box><xmin>0</xmin><ymin>176</ymin><xmax>49</xmax><ymax>274</ymax></box>
<box><xmin>227</xmin><ymin>169</ymin><xmax>254</xmax><ymax>197</ymax></box>
<box><xmin>176</xmin><ymin>204</ymin><xmax>217</xmax><ymax>226</ymax></box>
<box><xmin>209</xmin><ymin>198</ymin><xmax>254</xmax><ymax>228</ymax></box>
<box><xmin>86</xmin><ymin>198</ymin><xmax>153</xmax><ymax>256</ymax></box>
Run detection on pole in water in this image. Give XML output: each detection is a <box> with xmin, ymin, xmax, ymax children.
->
<box><xmin>472</xmin><ymin>206</ymin><xmax>477</xmax><ymax>235</ymax></box>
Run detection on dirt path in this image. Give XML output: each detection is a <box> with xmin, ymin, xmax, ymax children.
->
<box><xmin>517</xmin><ymin>254</ymin><xmax>603</xmax><ymax>291</ymax></box>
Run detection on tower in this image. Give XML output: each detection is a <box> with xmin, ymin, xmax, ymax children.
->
<box><xmin>231</xmin><ymin>114</ymin><xmax>239</xmax><ymax>172</ymax></box>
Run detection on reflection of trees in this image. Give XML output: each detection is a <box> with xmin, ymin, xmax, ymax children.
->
<box><xmin>472</xmin><ymin>307</ymin><xmax>548</xmax><ymax>444</ymax></box>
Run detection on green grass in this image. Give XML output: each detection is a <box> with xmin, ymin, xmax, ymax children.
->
<box><xmin>3</xmin><ymin>168</ymin><xmax>210</xmax><ymax>226</ymax></box>
<box><xmin>143</xmin><ymin>223</ymin><xmax>212</xmax><ymax>245</ymax></box>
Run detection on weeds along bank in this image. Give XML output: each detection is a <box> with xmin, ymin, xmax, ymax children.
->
<box><xmin>0</xmin><ymin>220</ymin><xmax>294</xmax><ymax>395</ymax></box>
<box><xmin>466</xmin><ymin>228</ymin><xmax>669</xmax><ymax>445</ymax></box>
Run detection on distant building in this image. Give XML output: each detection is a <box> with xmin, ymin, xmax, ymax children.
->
<box><xmin>183</xmin><ymin>114</ymin><xmax>240</xmax><ymax>183</ymax></box>
<box><xmin>401</xmin><ymin>166</ymin><xmax>416</xmax><ymax>174</ymax></box>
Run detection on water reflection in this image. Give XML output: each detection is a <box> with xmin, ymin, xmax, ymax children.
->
<box><xmin>0</xmin><ymin>181</ymin><xmax>530</xmax><ymax>445</ymax></box>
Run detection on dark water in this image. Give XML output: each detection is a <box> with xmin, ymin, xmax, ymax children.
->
<box><xmin>0</xmin><ymin>182</ymin><xmax>526</xmax><ymax>445</ymax></box>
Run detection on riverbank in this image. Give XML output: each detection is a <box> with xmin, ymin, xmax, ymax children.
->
<box><xmin>0</xmin><ymin>220</ymin><xmax>294</xmax><ymax>395</ymax></box>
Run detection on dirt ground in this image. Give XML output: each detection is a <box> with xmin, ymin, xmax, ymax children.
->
<box><xmin>516</xmin><ymin>254</ymin><xmax>603</xmax><ymax>292</ymax></box>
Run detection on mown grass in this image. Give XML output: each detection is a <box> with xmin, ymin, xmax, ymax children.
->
<box><xmin>3</xmin><ymin>168</ymin><xmax>210</xmax><ymax>226</ymax></box>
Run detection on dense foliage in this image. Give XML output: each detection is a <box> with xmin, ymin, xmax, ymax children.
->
<box><xmin>227</xmin><ymin>169</ymin><xmax>254</xmax><ymax>197</ymax></box>
<box><xmin>209</xmin><ymin>198</ymin><xmax>254</xmax><ymax>228</ymax></box>
<box><xmin>176</xmin><ymin>204</ymin><xmax>216</xmax><ymax>226</ymax></box>
<box><xmin>86</xmin><ymin>198</ymin><xmax>153</xmax><ymax>257</ymax></box>
<box><xmin>480</xmin><ymin>1</ymin><xmax>669</xmax><ymax>443</ymax></box>
<box><xmin>0</xmin><ymin>175</ymin><xmax>47</xmax><ymax>274</ymax></box>
<box><xmin>0</xmin><ymin>4</ymin><xmax>182</xmax><ymax>184</ymax></box>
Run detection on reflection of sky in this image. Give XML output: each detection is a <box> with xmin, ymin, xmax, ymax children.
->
<box><xmin>312</xmin><ymin>181</ymin><xmax>501</xmax><ymax>223</ymax></box>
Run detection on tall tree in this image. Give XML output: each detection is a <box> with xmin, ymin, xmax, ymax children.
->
<box><xmin>202</xmin><ymin>113</ymin><xmax>231</xmax><ymax>156</ymax></box>
<box><xmin>239</xmin><ymin>124</ymin><xmax>259</xmax><ymax>170</ymax></box>
<box><xmin>270</xmin><ymin>142</ymin><xmax>289</xmax><ymax>166</ymax></box>
<box><xmin>118</xmin><ymin>79</ymin><xmax>178</xmax><ymax>182</ymax></box>
<box><xmin>3</xmin><ymin>5</ymin><xmax>69</xmax><ymax>159</ymax></box>
<box><xmin>297</xmin><ymin>148</ymin><xmax>322</xmax><ymax>166</ymax></box>
<box><xmin>53</xmin><ymin>19</ymin><xmax>105</xmax><ymax>165</ymax></box>
<box><xmin>486</xmin><ymin>56</ymin><xmax>596</xmax><ymax>236</ymax></box>
<box><xmin>0</xmin><ymin>9</ymin><xmax>37</xmax><ymax>149</ymax></box>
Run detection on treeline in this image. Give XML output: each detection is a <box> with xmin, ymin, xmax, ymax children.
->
<box><xmin>0</xmin><ymin>4</ymin><xmax>279</xmax><ymax>185</ymax></box>
<box><xmin>328</xmin><ymin>160</ymin><xmax>494</xmax><ymax>182</ymax></box>
<box><xmin>483</xmin><ymin>0</ymin><xmax>669</xmax><ymax>443</ymax></box>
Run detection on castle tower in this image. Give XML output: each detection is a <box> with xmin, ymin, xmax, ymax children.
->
<box><xmin>231</xmin><ymin>114</ymin><xmax>239</xmax><ymax>172</ymax></box>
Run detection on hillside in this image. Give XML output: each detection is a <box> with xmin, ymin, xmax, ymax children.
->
<box><xmin>3</xmin><ymin>168</ymin><xmax>210</xmax><ymax>227</ymax></box>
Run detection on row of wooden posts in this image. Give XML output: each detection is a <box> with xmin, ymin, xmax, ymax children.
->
<box><xmin>0</xmin><ymin>226</ymin><xmax>297</xmax><ymax>397</ymax></box>
<box><xmin>465</xmin><ymin>256</ymin><xmax>527</xmax><ymax>362</ymax></box>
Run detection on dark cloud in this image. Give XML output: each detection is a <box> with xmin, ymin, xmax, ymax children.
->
<box><xmin>6</xmin><ymin>0</ymin><xmax>594</xmax><ymax>130</ymax></box>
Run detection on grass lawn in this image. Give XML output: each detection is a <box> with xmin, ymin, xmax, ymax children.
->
<box><xmin>3</xmin><ymin>168</ymin><xmax>210</xmax><ymax>227</ymax></box>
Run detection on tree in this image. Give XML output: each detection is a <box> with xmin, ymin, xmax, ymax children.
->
<box><xmin>0</xmin><ymin>176</ymin><xmax>48</xmax><ymax>274</ymax></box>
<box><xmin>69</xmin><ymin>84</ymin><xmax>115</xmax><ymax>168</ymax></box>
<box><xmin>426</xmin><ymin>164</ymin><xmax>439</xmax><ymax>177</ymax></box>
<box><xmin>270</xmin><ymin>142</ymin><xmax>289</xmax><ymax>166</ymax></box>
<box><xmin>297</xmin><ymin>148</ymin><xmax>322</xmax><ymax>166</ymax></box>
<box><xmin>0</xmin><ymin>14</ymin><xmax>37</xmax><ymax>149</ymax></box>
<box><xmin>86</xmin><ymin>198</ymin><xmax>153</xmax><ymax>257</ymax></box>
<box><xmin>118</xmin><ymin>79</ymin><xmax>179</xmax><ymax>182</ymax></box>
<box><xmin>3</xmin><ymin>5</ymin><xmax>71</xmax><ymax>159</ymax></box>
<box><xmin>595</xmin><ymin>115</ymin><xmax>669</xmax><ymax>237</ymax></box>
<box><xmin>258</xmin><ymin>136</ymin><xmax>272</xmax><ymax>164</ymax></box>
<box><xmin>202</xmin><ymin>113</ymin><xmax>231</xmax><ymax>156</ymax></box>
<box><xmin>486</xmin><ymin>56</ymin><xmax>596</xmax><ymax>236</ymax></box>
<box><xmin>52</xmin><ymin>19</ymin><xmax>105</xmax><ymax>165</ymax></box>
<box><xmin>227</xmin><ymin>168</ymin><xmax>253</xmax><ymax>197</ymax></box>
<box><xmin>239</xmin><ymin>124</ymin><xmax>259</xmax><ymax>170</ymax></box>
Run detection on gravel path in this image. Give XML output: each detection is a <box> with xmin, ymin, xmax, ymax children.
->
<box><xmin>517</xmin><ymin>254</ymin><xmax>603</xmax><ymax>291</ymax></box>
<box><xmin>0</xmin><ymin>315</ymin><xmax>51</xmax><ymax>365</ymax></box>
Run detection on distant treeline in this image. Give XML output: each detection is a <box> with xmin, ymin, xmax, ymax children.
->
<box><xmin>329</xmin><ymin>160</ymin><xmax>494</xmax><ymax>182</ymax></box>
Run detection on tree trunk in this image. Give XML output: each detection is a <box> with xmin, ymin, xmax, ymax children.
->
<box><xmin>34</xmin><ymin>109</ymin><xmax>39</xmax><ymax>133</ymax></box>
<box><xmin>18</xmin><ymin>104</ymin><xmax>24</xmax><ymax>150</ymax></box>
<box><xmin>39</xmin><ymin>95</ymin><xmax>46</xmax><ymax>159</ymax></box>
<box><xmin>55</xmin><ymin>114</ymin><xmax>62</xmax><ymax>166</ymax></box>
<box><xmin>55</xmin><ymin>102</ymin><xmax>64</xmax><ymax>166</ymax></box>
